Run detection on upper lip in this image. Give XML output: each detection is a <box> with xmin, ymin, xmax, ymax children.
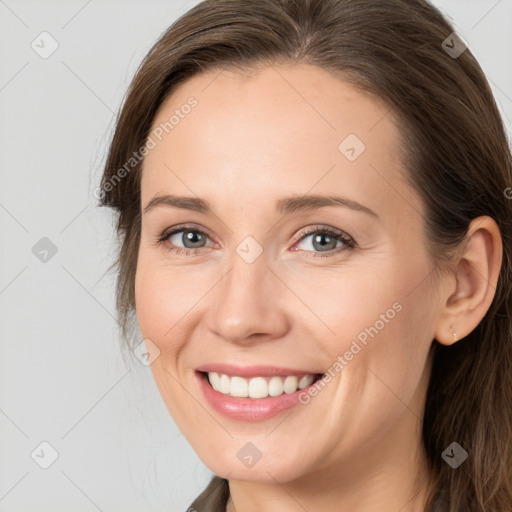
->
<box><xmin>196</xmin><ymin>363</ymin><xmax>323</xmax><ymax>378</ymax></box>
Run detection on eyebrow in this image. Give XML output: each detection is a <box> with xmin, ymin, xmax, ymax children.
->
<box><xmin>143</xmin><ymin>193</ymin><xmax>378</xmax><ymax>218</ymax></box>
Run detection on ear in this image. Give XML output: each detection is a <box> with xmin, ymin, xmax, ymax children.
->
<box><xmin>434</xmin><ymin>216</ymin><xmax>503</xmax><ymax>346</ymax></box>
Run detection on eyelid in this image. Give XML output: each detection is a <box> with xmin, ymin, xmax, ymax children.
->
<box><xmin>157</xmin><ymin>223</ymin><xmax>215</xmax><ymax>244</ymax></box>
<box><xmin>293</xmin><ymin>224</ymin><xmax>353</xmax><ymax>243</ymax></box>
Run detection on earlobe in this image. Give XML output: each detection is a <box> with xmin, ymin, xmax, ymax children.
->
<box><xmin>435</xmin><ymin>216</ymin><xmax>503</xmax><ymax>346</ymax></box>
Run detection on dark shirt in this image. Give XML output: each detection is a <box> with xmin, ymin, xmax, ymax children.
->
<box><xmin>188</xmin><ymin>476</ymin><xmax>230</xmax><ymax>512</ymax></box>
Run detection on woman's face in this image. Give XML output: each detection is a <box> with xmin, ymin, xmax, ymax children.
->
<box><xmin>135</xmin><ymin>64</ymin><xmax>442</xmax><ymax>484</ymax></box>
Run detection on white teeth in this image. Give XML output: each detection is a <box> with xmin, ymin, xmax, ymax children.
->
<box><xmin>268</xmin><ymin>376</ymin><xmax>284</xmax><ymax>396</ymax></box>
<box><xmin>230</xmin><ymin>376</ymin><xmax>249</xmax><ymax>397</ymax></box>
<box><xmin>283</xmin><ymin>376</ymin><xmax>298</xmax><ymax>394</ymax></box>
<box><xmin>298</xmin><ymin>375</ymin><xmax>314</xmax><ymax>389</ymax></box>
<box><xmin>207</xmin><ymin>372</ymin><xmax>317</xmax><ymax>399</ymax></box>
<box><xmin>248</xmin><ymin>377</ymin><xmax>268</xmax><ymax>399</ymax></box>
<box><xmin>209</xmin><ymin>372</ymin><xmax>220</xmax><ymax>391</ymax></box>
<box><xmin>219</xmin><ymin>373</ymin><xmax>230</xmax><ymax>394</ymax></box>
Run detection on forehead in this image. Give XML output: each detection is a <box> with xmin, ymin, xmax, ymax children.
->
<box><xmin>140</xmin><ymin>63</ymin><xmax>420</xmax><ymax>223</ymax></box>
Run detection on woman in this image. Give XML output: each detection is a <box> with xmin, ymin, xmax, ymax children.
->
<box><xmin>98</xmin><ymin>0</ymin><xmax>512</xmax><ymax>510</ymax></box>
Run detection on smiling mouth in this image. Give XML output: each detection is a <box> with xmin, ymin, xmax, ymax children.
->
<box><xmin>201</xmin><ymin>371</ymin><xmax>324</xmax><ymax>399</ymax></box>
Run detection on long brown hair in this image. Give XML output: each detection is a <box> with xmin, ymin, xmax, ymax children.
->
<box><xmin>98</xmin><ymin>0</ymin><xmax>512</xmax><ymax>509</ymax></box>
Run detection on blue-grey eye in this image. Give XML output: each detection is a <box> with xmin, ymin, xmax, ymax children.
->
<box><xmin>169</xmin><ymin>229</ymin><xmax>209</xmax><ymax>249</ymax></box>
<box><xmin>296</xmin><ymin>231</ymin><xmax>344</xmax><ymax>252</ymax></box>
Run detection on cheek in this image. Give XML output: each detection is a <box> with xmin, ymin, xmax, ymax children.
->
<box><xmin>308</xmin><ymin>257</ymin><xmax>435</xmax><ymax>398</ymax></box>
<box><xmin>290</xmin><ymin>262</ymin><xmax>404</xmax><ymax>352</ymax></box>
<box><xmin>135</xmin><ymin>240</ymin><xmax>205</xmax><ymax>328</ymax></box>
<box><xmin>344</xmin><ymin>279</ymin><xmax>436</xmax><ymax>422</ymax></box>
<box><xmin>134</xmin><ymin>254</ymin><xmax>188</xmax><ymax>354</ymax></box>
<box><xmin>135</xmin><ymin>267</ymin><xmax>165</xmax><ymax>342</ymax></box>
<box><xmin>134</xmin><ymin>258</ymin><xmax>198</xmax><ymax>419</ymax></box>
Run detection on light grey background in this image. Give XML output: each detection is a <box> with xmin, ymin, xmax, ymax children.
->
<box><xmin>0</xmin><ymin>1</ymin><xmax>511</xmax><ymax>511</ymax></box>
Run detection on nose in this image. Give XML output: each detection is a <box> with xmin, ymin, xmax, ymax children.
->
<box><xmin>206</xmin><ymin>251</ymin><xmax>290</xmax><ymax>345</ymax></box>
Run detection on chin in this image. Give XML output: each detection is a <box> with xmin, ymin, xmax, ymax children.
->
<box><xmin>193</xmin><ymin>438</ymin><xmax>313</xmax><ymax>483</ymax></box>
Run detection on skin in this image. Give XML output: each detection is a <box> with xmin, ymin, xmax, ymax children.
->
<box><xmin>134</xmin><ymin>63</ymin><xmax>502</xmax><ymax>512</ymax></box>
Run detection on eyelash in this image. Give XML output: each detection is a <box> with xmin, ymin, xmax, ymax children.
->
<box><xmin>156</xmin><ymin>224</ymin><xmax>356</xmax><ymax>258</ymax></box>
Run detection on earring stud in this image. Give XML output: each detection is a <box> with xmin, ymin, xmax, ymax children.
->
<box><xmin>450</xmin><ymin>324</ymin><xmax>457</xmax><ymax>341</ymax></box>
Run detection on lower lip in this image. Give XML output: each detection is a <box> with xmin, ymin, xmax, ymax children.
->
<box><xmin>196</xmin><ymin>372</ymin><xmax>317</xmax><ymax>421</ymax></box>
